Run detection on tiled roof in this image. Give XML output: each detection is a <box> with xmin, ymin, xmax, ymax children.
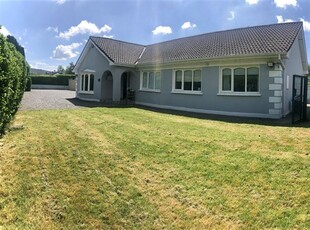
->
<box><xmin>90</xmin><ymin>22</ymin><xmax>302</xmax><ymax>66</ymax></box>
<box><xmin>90</xmin><ymin>36</ymin><xmax>145</xmax><ymax>65</ymax></box>
<box><xmin>139</xmin><ymin>22</ymin><xmax>302</xmax><ymax>65</ymax></box>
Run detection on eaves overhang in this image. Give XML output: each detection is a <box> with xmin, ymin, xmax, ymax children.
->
<box><xmin>135</xmin><ymin>53</ymin><xmax>288</xmax><ymax>69</ymax></box>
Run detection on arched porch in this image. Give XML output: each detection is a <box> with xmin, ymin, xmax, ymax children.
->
<box><xmin>100</xmin><ymin>68</ymin><xmax>137</xmax><ymax>103</ymax></box>
<box><xmin>101</xmin><ymin>70</ymin><xmax>113</xmax><ymax>102</ymax></box>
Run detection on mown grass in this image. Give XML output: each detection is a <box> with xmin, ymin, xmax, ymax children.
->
<box><xmin>0</xmin><ymin>107</ymin><xmax>309</xmax><ymax>229</ymax></box>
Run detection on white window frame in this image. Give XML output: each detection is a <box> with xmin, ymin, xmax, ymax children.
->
<box><xmin>79</xmin><ymin>72</ymin><xmax>95</xmax><ymax>94</ymax></box>
<box><xmin>218</xmin><ymin>66</ymin><xmax>261</xmax><ymax>96</ymax></box>
<box><xmin>140</xmin><ymin>70</ymin><xmax>161</xmax><ymax>92</ymax></box>
<box><xmin>172</xmin><ymin>69</ymin><xmax>202</xmax><ymax>95</ymax></box>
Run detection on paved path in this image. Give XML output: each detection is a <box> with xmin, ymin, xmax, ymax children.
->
<box><xmin>20</xmin><ymin>89</ymin><xmax>81</xmax><ymax>110</ymax></box>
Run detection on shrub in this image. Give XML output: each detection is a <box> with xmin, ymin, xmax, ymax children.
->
<box><xmin>0</xmin><ymin>34</ymin><xmax>28</xmax><ymax>136</ymax></box>
<box><xmin>30</xmin><ymin>74</ymin><xmax>75</xmax><ymax>86</ymax></box>
<box><xmin>25</xmin><ymin>76</ymin><xmax>32</xmax><ymax>91</ymax></box>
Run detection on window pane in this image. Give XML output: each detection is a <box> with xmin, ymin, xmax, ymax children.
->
<box><xmin>222</xmin><ymin>69</ymin><xmax>231</xmax><ymax>91</ymax></box>
<box><xmin>234</xmin><ymin>68</ymin><xmax>245</xmax><ymax>92</ymax></box>
<box><xmin>175</xmin><ymin>70</ymin><xmax>182</xmax><ymax>89</ymax></box>
<box><xmin>247</xmin><ymin>67</ymin><xmax>259</xmax><ymax>92</ymax></box>
<box><xmin>142</xmin><ymin>72</ymin><xmax>147</xmax><ymax>88</ymax></box>
<box><xmin>148</xmin><ymin>72</ymin><xmax>155</xmax><ymax>89</ymax></box>
<box><xmin>85</xmin><ymin>74</ymin><xmax>89</xmax><ymax>91</ymax></box>
<box><xmin>184</xmin><ymin>70</ymin><xmax>192</xmax><ymax>90</ymax></box>
<box><xmin>155</xmin><ymin>72</ymin><xmax>161</xmax><ymax>90</ymax></box>
<box><xmin>193</xmin><ymin>70</ymin><xmax>201</xmax><ymax>91</ymax></box>
<box><xmin>90</xmin><ymin>74</ymin><xmax>94</xmax><ymax>91</ymax></box>
<box><xmin>81</xmin><ymin>74</ymin><xmax>84</xmax><ymax>91</ymax></box>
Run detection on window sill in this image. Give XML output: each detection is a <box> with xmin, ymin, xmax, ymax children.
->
<box><xmin>217</xmin><ymin>92</ymin><xmax>261</xmax><ymax>97</ymax></box>
<box><xmin>78</xmin><ymin>91</ymin><xmax>94</xmax><ymax>95</ymax></box>
<box><xmin>139</xmin><ymin>89</ymin><xmax>161</xmax><ymax>93</ymax></box>
<box><xmin>171</xmin><ymin>90</ymin><xmax>203</xmax><ymax>95</ymax></box>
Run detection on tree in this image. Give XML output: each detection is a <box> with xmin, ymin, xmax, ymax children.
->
<box><xmin>65</xmin><ymin>62</ymin><xmax>75</xmax><ymax>74</ymax></box>
<box><xmin>57</xmin><ymin>65</ymin><xmax>64</xmax><ymax>74</ymax></box>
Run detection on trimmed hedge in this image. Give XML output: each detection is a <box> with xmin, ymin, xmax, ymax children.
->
<box><xmin>25</xmin><ymin>76</ymin><xmax>32</xmax><ymax>91</ymax></box>
<box><xmin>30</xmin><ymin>74</ymin><xmax>75</xmax><ymax>86</ymax></box>
<box><xmin>0</xmin><ymin>34</ymin><xmax>28</xmax><ymax>135</ymax></box>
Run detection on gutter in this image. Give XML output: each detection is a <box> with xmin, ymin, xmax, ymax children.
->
<box><xmin>276</xmin><ymin>54</ymin><xmax>286</xmax><ymax>70</ymax></box>
<box><xmin>136</xmin><ymin>52</ymin><xmax>288</xmax><ymax>68</ymax></box>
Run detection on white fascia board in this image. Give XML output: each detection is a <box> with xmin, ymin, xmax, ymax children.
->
<box><xmin>136</xmin><ymin>54</ymin><xmax>284</xmax><ymax>70</ymax></box>
<box><xmin>73</xmin><ymin>39</ymin><xmax>115</xmax><ymax>74</ymax></box>
<box><xmin>73</xmin><ymin>39</ymin><xmax>92</xmax><ymax>74</ymax></box>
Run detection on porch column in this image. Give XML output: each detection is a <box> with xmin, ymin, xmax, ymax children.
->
<box><xmin>112</xmin><ymin>70</ymin><xmax>122</xmax><ymax>102</ymax></box>
<box><xmin>268</xmin><ymin>64</ymin><xmax>283</xmax><ymax>118</ymax></box>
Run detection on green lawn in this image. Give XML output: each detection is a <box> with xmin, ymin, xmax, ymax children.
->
<box><xmin>0</xmin><ymin>108</ymin><xmax>309</xmax><ymax>229</ymax></box>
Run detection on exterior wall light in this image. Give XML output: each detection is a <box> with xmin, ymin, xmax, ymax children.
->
<box><xmin>267</xmin><ymin>62</ymin><xmax>274</xmax><ymax>67</ymax></box>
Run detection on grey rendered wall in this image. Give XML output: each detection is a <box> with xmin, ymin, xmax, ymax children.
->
<box><xmin>76</xmin><ymin>45</ymin><xmax>136</xmax><ymax>102</ymax></box>
<box><xmin>282</xmin><ymin>35</ymin><xmax>305</xmax><ymax>115</ymax></box>
<box><xmin>76</xmin><ymin>45</ymin><xmax>111</xmax><ymax>101</ymax></box>
<box><xmin>134</xmin><ymin>64</ymin><xmax>274</xmax><ymax>116</ymax></box>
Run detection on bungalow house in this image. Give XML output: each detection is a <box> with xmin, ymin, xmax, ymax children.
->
<box><xmin>73</xmin><ymin>22</ymin><xmax>308</xmax><ymax>119</ymax></box>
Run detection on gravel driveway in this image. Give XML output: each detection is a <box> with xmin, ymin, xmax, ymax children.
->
<box><xmin>19</xmin><ymin>89</ymin><xmax>90</xmax><ymax>110</ymax></box>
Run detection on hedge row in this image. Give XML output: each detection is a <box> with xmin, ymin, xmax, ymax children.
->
<box><xmin>0</xmin><ymin>34</ymin><xmax>28</xmax><ymax>135</ymax></box>
<box><xmin>30</xmin><ymin>74</ymin><xmax>75</xmax><ymax>86</ymax></box>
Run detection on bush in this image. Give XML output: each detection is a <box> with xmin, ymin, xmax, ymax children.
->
<box><xmin>0</xmin><ymin>34</ymin><xmax>28</xmax><ymax>135</ymax></box>
<box><xmin>30</xmin><ymin>74</ymin><xmax>75</xmax><ymax>86</ymax></box>
<box><xmin>25</xmin><ymin>76</ymin><xmax>32</xmax><ymax>91</ymax></box>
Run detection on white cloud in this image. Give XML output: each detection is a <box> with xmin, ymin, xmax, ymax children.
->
<box><xmin>58</xmin><ymin>20</ymin><xmax>112</xmax><ymax>40</ymax></box>
<box><xmin>52</xmin><ymin>0</ymin><xmax>66</xmax><ymax>5</ymax></box>
<box><xmin>300</xmin><ymin>18</ymin><xmax>310</xmax><ymax>32</ymax></box>
<box><xmin>245</xmin><ymin>0</ymin><xmax>259</xmax><ymax>4</ymax></box>
<box><xmin>276</xmin><ymin>15</ymin><xmax>294</xmax><ymax>23</ymax></box>
<box><xmin>46</xmin><ymin>26</ymin><xmax>59</xmax><ymax>33</ymax></box>
<box><xmin>181</xmin><ymin>21</ymin><xmax>197</xmax><ymax>30</ymax></box>
<box><xmin>29</xmin><ymin>61</ymin><xmax>58</xmax><ymax>71</ymax></box>
<box><xmin>228</xmin><ymin>11</ymin><xmax>235</xmax><ymax>21</ymax></box>
<box><xmin>103</xmin><ymin>35</ymin><xmax>114</xmax><ymax>39</ymax></box>
<box><xmin>52</xmin><ymin>42</ymin><xmax>82</xmax><ymax>60</ymax></box>
<box><xmin>276</xmin><ymin>16</ymin><xmax>310</xmax><ymax>32</ymax></box>
<box><xmin>274</xmin><ymin>0</ymin><xmax>297</xmax><ymax>8</ymax></box>
<box><xmin>152</xmin><ymin>26</ymin><xmax>172</xmax><ymax>35</ymax></box>
<box><xmin>0</xmin><ymin>26</ymin><xmax>11</xmax><ymax>37</ymax></box>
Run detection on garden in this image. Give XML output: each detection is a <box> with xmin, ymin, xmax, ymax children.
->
<box><xmin>0</xmin><ymin>107</ymin><xmax>309</xmax><ymax>229</ymax></box>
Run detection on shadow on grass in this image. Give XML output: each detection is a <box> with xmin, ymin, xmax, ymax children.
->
<box><xmin>66</xmin><ymin>98</ymin><xmax>135</xmax><ymax>108</ymax></box>
<box><xmin>67</xmin><ymin>98</ymin><xmax>310</xmax><ymax>128</ymax></box>
<box><xmin>136</xmin><ymin>105</ymin><xmax>310</xmax><ymax>128</ymax></box>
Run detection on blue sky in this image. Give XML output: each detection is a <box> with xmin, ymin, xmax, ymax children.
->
<box><xmin>0</xmin><ymin>0</ymin><xmax>309</xmax><ymax>71</ymax></box>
